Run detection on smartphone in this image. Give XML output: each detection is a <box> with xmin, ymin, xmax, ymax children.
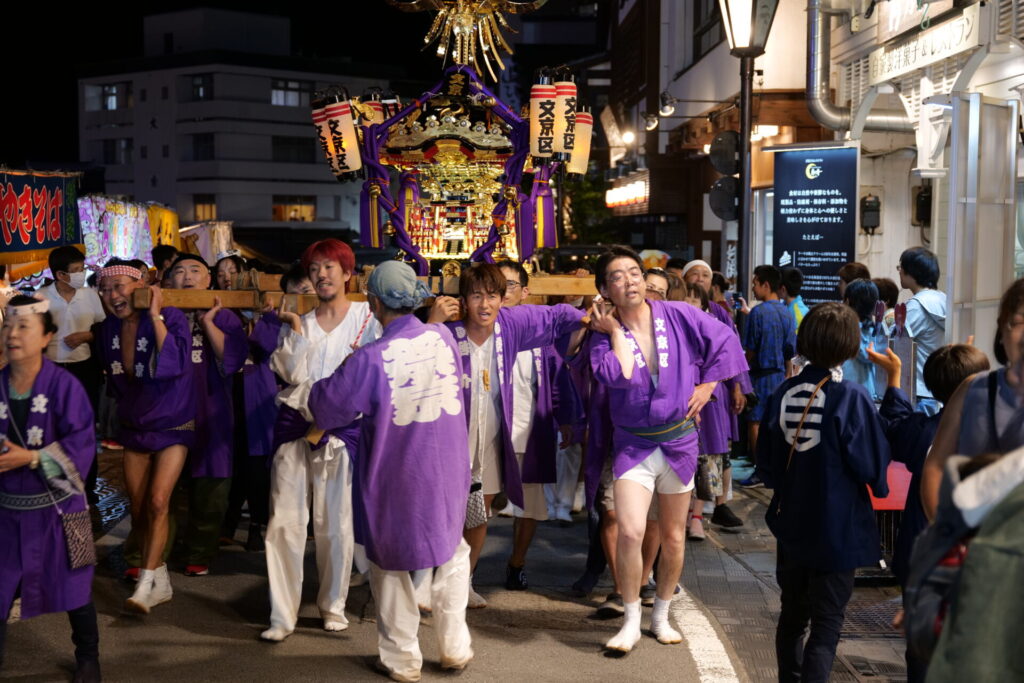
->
<box><xmin>732</xmin><ymin>288</ymin><xmax>744</xmax><ymax>310</ymax></box>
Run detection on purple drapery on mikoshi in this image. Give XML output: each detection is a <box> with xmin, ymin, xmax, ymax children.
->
<box><xmin>531</xmin><ymin>163</ymin><xmax>557</xmax><ymax>256</ymax></box>
<box><xmin>0</xmin><ymin>360</ymin><xmax>96</xmax><ymax>619</ymax></box>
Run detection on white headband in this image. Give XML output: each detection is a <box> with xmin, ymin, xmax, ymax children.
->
<box><xmin>5</xmin><ymin>298</ymin><xmax>50</xmax><ymax>317</ymax></box>
<box><xmin>681</xmin><ymin>260</ymin><xmax>712</xmax><ymax>279</ymax></box>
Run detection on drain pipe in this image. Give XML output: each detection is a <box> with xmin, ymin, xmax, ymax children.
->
<box><xmin>807</xmin><ymin>0</ymin><xmax>915</xmax><ymax>133</ymax></box>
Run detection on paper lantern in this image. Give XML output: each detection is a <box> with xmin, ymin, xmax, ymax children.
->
<box><xmin>311</xmin><ymin>91</ymin><xmax>362</xmax><ymax>176</ymax></box>
<box><xmin>529</xmin><ymin>81</ymin><xmax>556</xmax><ymax>159</ymax></box>
<box><xmin>364</xmin><ymin>95</ymin><xmax>385</xmax><ymax>126</ymax></box>
<box><xmin>567</xmin><ymin>109</ymin><xmax>593</xmax><ymax>176</ymax></box>
<box><xmin>552</xmin><ymin>79</ymin><xmax>577</xmax><ymax>155</ymax></box>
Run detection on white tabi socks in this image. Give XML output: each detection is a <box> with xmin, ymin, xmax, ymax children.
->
<box><xmin>125</xmin><ymin>565</ymin><xmax>173</xmax><ymax>614</ymax></box>
<box><xmin>605</xmin><ymin>600</ymin><xmax>642</xmax><ymax>652</ymax></box>
<box><xmin>650</xmin><ymin>597</ymin><xmax>682</xmax><ymax>644</ymax></box>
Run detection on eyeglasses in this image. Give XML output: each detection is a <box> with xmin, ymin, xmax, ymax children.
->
<box><xmin>505</xmin><ymin>280</ymin><xmax>522</xmax><ymax>292</ymax></box>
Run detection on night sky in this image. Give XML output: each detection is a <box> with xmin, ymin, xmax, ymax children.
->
<box><xmin>2</xmin><ymin>2</ymin><xmax>447</xmax><ymax>168</ymax></box>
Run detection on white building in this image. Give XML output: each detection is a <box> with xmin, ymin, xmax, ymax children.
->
<box><xmin>77</xmin><ymin>9</ymin><xmax>388</xmax><ymax>255</ymax></box>
<box><xmin>652</xmin><ymin>0</ymin><xmax>1023</xmax><ymax>353</ymax></box>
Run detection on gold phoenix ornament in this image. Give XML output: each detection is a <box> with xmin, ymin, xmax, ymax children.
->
<box><xmin>386</xmin><ymin>0</ymin><xmax>548</xmax><ymax>80</ymax></box>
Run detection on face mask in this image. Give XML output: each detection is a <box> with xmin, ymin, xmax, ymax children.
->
<box><xmin>567</xmin><ymin>296</ymin><xmax>584</xmax><ymax>308</ymax></box>
<box><xmin>68</xmin><ymin>272</ymin><xmax>87</xmax><ymax>289</ymax></box>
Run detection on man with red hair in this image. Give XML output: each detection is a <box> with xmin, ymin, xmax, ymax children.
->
<box><xmin>260</xmin><ymin>239</ymin><xmax>382</xmax><ymax>642</ymax></box>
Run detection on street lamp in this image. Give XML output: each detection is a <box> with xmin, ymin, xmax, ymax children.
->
<box><xmin>717</xmin><ymin>0</ymin><xmax>779</xmax><ymax>289</ymax></box>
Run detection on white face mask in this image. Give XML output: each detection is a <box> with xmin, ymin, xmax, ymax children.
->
<box><xmin>566</xmin><ymin>296</ymin><xmax>584</xmax><ymax>308</ymax></box>
<box><xmin>68</xmin><ymin>272</ymin><xmax>87</xmax><ymax>289</ymax></box>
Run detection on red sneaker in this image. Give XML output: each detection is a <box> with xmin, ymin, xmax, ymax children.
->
<box><xmin>124</xmin><ymin>566</ymin><xmax>140</xmax><ymax>582</ymax></box>
<box><xmin>184</xmin><ymin>565</ymin><xmax>209</xmax><ymax>576</ymax></box>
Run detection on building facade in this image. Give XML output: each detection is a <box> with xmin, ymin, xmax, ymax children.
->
<box><xmin>78</xmin><ymin>9</ymin><xmax>388</xmax><ymax>257</ymax></box>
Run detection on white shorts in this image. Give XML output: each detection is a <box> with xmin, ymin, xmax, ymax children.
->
<box><xmin>617</xmin><ymin>448</ymin><xmax>695</xmax><ymax>495</ymax></box>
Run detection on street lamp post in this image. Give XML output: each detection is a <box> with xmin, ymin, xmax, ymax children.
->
<box><xmin>717</xmin><ymin>0</ymin><xmax>779</xmax><ymax>290</ymax></box>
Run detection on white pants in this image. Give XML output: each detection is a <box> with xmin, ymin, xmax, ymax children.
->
<box><xmin>544</xmin><ymin>441</ymin><xmax>582</xmax><ymax>515</ymax></box>
<box><xmin>265</xmin><ymin>437</ymin><xmax>353</xmax><ymax>631</ymax></box>
<box><xmin>370</xmin><ymin>540</ymin><xmax>473</xmax><ymax>678</ymax></box>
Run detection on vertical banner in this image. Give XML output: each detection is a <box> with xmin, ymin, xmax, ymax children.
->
<box><xmin>0</xmin><ymin>172</ymin><xmax>81</xmax><ymax>264</ymax></box>
<box><xmin>772</xmin><ymin>145</ymin><xmax>858</xmax><ymax>304</ymax></box>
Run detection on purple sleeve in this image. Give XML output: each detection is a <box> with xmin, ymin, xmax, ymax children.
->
<box><xmin>50</xmin><ymin>371</ymin><xmax>97</xmax><ymax>490</ymax></box>
<box><xmin>215</xmin><ymin>308</ymin><xmax>249</xmax><ymax>375</ymax></box>
<box><xmin>250</xmin><ymin>312</ymin><xmax>283</xmax><ymax>362</ymax></box>
<box><xmin>153</xmin><ymin>307</ymin><xmax>191</xmax><ymax>380</ymax></box>
<box><xmin>504</xmin><ymin>304</ymin><xmax>584</xmax><ymax>354</ymax></box>
<box><xmin>588</xmin><ymin>332</ymin><xmax>644</xmax><ymax>390</ymax></box>
<box><xmin>711</xmin><ymin>305</ymin><xmax>752</xmax><ymax>393</ymax></box>
<box><xmin>551</xmin><ymin>355</ymin><xmax>582</xmax><ymax>428</ymax></box>
<box><xmin>690</xmin><ymin>307</ymin><xmax>750</xmax><ymax>385</ymax></box>
<box><xmin>309</xmin><ymin>347</ymin><xmax>372</xmax><ymax>432</ymax></box>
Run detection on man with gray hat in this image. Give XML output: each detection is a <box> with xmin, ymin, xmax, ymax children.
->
<box><xmin>309</xmin><ymin>260</ymin><xmax>473</xmax><ymax>683</ymax></box>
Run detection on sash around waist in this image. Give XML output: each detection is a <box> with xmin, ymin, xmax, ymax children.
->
<box><xmin>619</xmin><ymin>418</ymin><xmax>697</xmax><ymax>444</ymax></box>
<box><xmin>0</xmin><ymin>488</ymin><xmax>74</xmax><ymax>511</ymax></box>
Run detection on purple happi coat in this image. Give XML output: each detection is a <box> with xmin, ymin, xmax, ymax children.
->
<box><xmin>516</xmin><ymin>345</ymin><xmax>563</xmax><ymax>485</ymax></box>
<box><xmin>698</xmin><ymin>303</ymin><xmax>753</xmax><ymax>454</ymax></box>
<box><xmin>187</xmin><ymin>309</ymin><xmax>248</xmax><ymax>478</ymax></box>
<box><xmin>309</xmin><ymin>315</ymin><xmax>470</xmax><ymax>571</ymax></box>
<box><xmin>588</xmin><ymin>299</ymin><xmax>748</xmax><ymax>487</ymax></box>
<box><xmin>0</xmin><ymin>360</ymin><xmax>96</xmax><ymax>619</ymax></box>
<box><xmin>96</xmin><ymin>307</ymin><xmax>196</xmax><ymax>451</ymax></box>
<box><xmin>446</xmin><ymin>303</ymin><xmax>584</xmax><ymax>507</ymax></box>
<box><xmin>243</xmin><ymin>312</ymin><xmax>283</xmax><ymax>457</ymax></box>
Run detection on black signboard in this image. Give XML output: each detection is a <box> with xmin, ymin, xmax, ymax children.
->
<box><xmin>772</xmin><ymin>146</ymin><xmax>858</xmax><ymax>304</ymax></box>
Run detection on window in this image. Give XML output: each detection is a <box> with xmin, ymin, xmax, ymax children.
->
<box><xmin>693</xmin><ymin>0</ymin><xmax>724</xmax><ymax>63</ymax></box>
<box><xmin>272</xmin><ymin>195</ymin><xmax>316</xmax><ymax>222</ymax></box>
<box><xmin>161</xmin><ymin>85</ymin><xmax>169</xmax><ymax>100</ymax></box>
<box><xmin>140</xmin><ymin>88</ymin><xmax>147</xmax><ymax>103</ymax></box>
<box><xmin>192</xmin><ymin>133</ymin><xmax>215</xmax><ymax>161</ymax></box>
<box><xmin>191</xmin><ymin>74</ymin><xmax>213</xmax><ymax>101</ymax></box>
<box><xmin>140</xmin><ymin>145</ymin><xmax>148</xmax><ymax>160</ymax></box>
<box><xmin>101</xmin><ymin>138</ymin><xmax>133</xmax><ymax>165</ymax></box>
<box><xmin>271</xmin><ymin>79</ymin><xmax>314</xmax><ymax>107</ymax></box>
<box><xmin>162</xmin><ymin>144</ymin><xmax>170</xmax><ymax>158</ymax></box>
<box><xmin>84</xmin><ymin>82</ymin><xmax>133</xmax><ymax>111</ymax></box>
<box><xmin>194</xmin><ymin>194</ymin><xmax>217</xmax><ymax>221</ymax></box>
<box><xmin>272</xmin><ymin>135</ymin><xmax>317</xmax><ymax>163</ymax></box>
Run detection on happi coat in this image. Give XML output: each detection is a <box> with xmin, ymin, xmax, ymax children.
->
<box><xmin>699</xmin><ymin>302</ymin><xmax>752</xmax><ymax>454</ymax></box>
<box><xmin>309</xmin><ymin>315</ymin><xmax>470</xmax><ymax>571</ymax></box>
<box><xmin>587</xmin><ymin>298</ymin><xmax>748</xmax><ymax>488</ymax></box>
<box><xmin>96</xmin><ymin>307</ymin><xmax>196</xmax><ymax>451</ymax></box>
<box><xmin>445</xmin><ymin>303</ymin><xmax>584</xmax><ymax>507</ymax></box>
<box><xmin>757</xmin><ymin>365</ymin><xmax>891</xmax><ymax>571</ymax></box>
<box><xmin>242</xmin><ymin>312</ymin><xmax>283</xmax><ymax>457</ymax></box>
<box><xmin>186</xmin><ymin>309</ymin><xmax>248</xmax><ymax>478</ymax></box>
<box><xmin>0</xmin><ymin>360</ymin><xmax>96</xmax><ymax>619</ymax></box>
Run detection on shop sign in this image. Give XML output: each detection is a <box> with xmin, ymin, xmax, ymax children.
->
<box><xmin>0</xmin><ymin>172</ymin><xmax>80</xmax><ymax>264</ymax></box>
<box><xmin>772</xmin><ymin>146</ymin><xmax>858</xmax><ymax>304</ymax></box>
<box><xmin>869</xmin><ymin>2</ymin><xmax>982</xmax><ymax>85</ymax></box>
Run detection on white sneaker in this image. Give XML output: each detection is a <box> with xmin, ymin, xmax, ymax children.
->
<box><xmin>125</xmin><ymin>566</ymin><xmax>172</xmax><ymax>614</ymax></box>
<box><xmin>555</xmin><ymin>507</ymin><xmax>573</xmax><ymax>524</ymax></box>
<box><xmin>467</xmin><ymin>586</ymin><xmax>488</xmax><ymax>609</ymax></box>
<box><xmin>260</xmin><ymin>624</ymin><xmax>293</xmax><ymax>642</ymax></box>
<box><xmin>497</xmin><ymin>502</ymin><xmax>515</xmax><ymax>518</ymax></box>
<box><xmin>149</xmin><ymin>564</ymin><xmax>173</xmax><ymax>606</ymax></box>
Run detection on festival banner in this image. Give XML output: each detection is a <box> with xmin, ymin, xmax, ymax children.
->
<box><xmin>0</xmin><ymin>171</ymin><xmax>82</xmax><ymax>265</ymax></box>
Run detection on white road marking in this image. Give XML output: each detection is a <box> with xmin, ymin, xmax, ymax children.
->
<box><xmin>671</xmin><ymin>587</ymin><xmax>741</xmax><ymax>682</ymax></box>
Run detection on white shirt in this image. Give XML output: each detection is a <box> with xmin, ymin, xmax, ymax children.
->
<box><xmin>468</xmin><ymin>334</ymin><xmax>502</xmax><ymax>478</ymax></box>
<box><xmin>510</xmin><ymin>349</ymin><xmax>537</xmax><ymax>453</ymax></box>
<box><xmin>271</xmin><ymin>300</ymin><xmax>382</xmax><ymax>419</ymax></box>
<box><xmin>38</xmin><ymin>283</ymin><xmax>106</xmax><ymax>363</ymax></box>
